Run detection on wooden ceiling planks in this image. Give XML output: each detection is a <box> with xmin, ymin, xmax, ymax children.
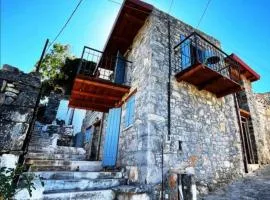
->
<box><xmin>69</xmin><ymin>77</ymin><xmax>130</xmax><ymax>112</ymax></box>
<box><xmin>175</xmin><ymin>63</ymin><xmax>243</xmax><ymax>98</ymax></box>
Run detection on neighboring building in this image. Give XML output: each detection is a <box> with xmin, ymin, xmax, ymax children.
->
<box><xmin>69</xmin><ymin>0</ymin><xmax>269</xmax><ymax>197</ymax></box>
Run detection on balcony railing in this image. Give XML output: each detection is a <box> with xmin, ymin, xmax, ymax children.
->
<box><xmin>173</xmin><ymin>32</ymin><xmax>242</xmax><ymax>97</ymax></box>
<box><xmin>69</xmin><ymin>46</ymin><xmax>131</xmax><ymax>112</ymax></box>
<box><xmin>76</xmin><ymin>46</ymin><xmax>132</xmax><ymax>85</ymax></box>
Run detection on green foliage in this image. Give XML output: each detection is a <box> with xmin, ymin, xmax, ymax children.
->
<box><xmin>37</xmin><ymin>43</ymin><xmax>97</xmax><ymax>97</ymax></box>
<box><xmin>38</xmin><ymin>43</ymin><xmax>74</xmax><ymax>97</ymax></box>
<box><xmin>39</xmin><ymin>43</ymin><xmax>72</xmax><ymax>81</ymax></box>
<box><xmin>0</xmin><ymin>166</ymin><xmax>44</xmax><ymax>200</ymax></box>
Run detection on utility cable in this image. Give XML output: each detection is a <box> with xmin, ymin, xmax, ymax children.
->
<box><xmin>46</xmin><ymin>0</ymin><xmax>84</xmax><ymax>52</ymax></box>
<box><xmin>197</xmin><ymin>0</ymin><xmax>212</xmax><ymax>28</ymax></box>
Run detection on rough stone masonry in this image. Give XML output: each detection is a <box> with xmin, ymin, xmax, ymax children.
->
<box><xmin>0</xmin><ymin>64</ymin><xmax>41</xmax><ymax>168</ymax></box>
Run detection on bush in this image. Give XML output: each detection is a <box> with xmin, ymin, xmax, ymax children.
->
<box><xmin>0</xmin><ymin>166</ymin><xmax>44</xmax><ymax>200</ymax></box>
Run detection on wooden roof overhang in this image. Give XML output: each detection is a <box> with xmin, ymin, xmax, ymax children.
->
<box><xmin>101</xmin><ymin>0</ymin><xmax>153</xmax><ymax>70</ymax></box>
<box><xmin>175</xmin><ymin>63</ymin><xmax>243</xmax><ymax>98</ymax></box>
<box><xmin>229</xmin><ymin>54</ymin><xmax>260</xmax><ymax>82</ymax></box>
<box><xmin>69</xmin><ymin>0</ymin><xmax>153</xmax><ymax>112</ymax></box>
<box><xmin>69</xmin><ymin>75</ymin><xmax>130</xmax><ymax>112</ymax></box>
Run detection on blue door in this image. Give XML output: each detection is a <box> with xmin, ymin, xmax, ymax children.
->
<box><xmin>74</xmin><ymin>132</ymin><xmax>84</xmax><ymax>147</ymax></box>
<box><xmin>102</xmin><ymin>108</ymin><xmax>122</xmax><ymax>167</ymax></box>
<box><xmin>114</xmin><ymin>51</ymin><xmax>125</xmax><ymax>84</ymax></box>
<box><xmin>85</xmin><ymin>128</ymin><xmax>92</xmax><ymax>144</ymax></box>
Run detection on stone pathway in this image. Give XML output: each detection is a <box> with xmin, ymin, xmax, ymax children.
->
<box><xmin>200</xmin><ymin>165</ymin><xmax>270</xmax><ymax>200</ymax></box>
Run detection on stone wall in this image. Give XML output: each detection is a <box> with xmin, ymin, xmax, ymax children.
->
<box><xmin>43</xmin><ymin>92</ymin><xmax>63</xmax><ymax>124</ymax></box>
<box><xmin>81</xmin><ymin>111</ymin><xmax>104</xmax><ymax>160</ymax></box>
<box><xmin>117</xmin><ymin>8</ymin><xmax>244</xmax><ymax>192</ymax></box>
<box><xmin>241</xmin><ymin>77</ymin><xmax>270</xmax><ymax>164</ymax></box>
<box><xmin>0</xmin><ymin>65</ymin><xmax>41</xmax><ymax>166</ymax></box>
<box><xmin>255</xmin><ymin>93</ymin><xmax>270</xmax><ymax>164</ymax></box>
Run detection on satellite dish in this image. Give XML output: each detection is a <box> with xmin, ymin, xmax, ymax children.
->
<box><xmin>206</xmin><ymin>56</ymin><xmax>220</xmax><ymax>65</ymax></box>
<box><xmin>204</xmin><ymin>50</ymin><xmax>220</xmax><ymax>65</ymax></box>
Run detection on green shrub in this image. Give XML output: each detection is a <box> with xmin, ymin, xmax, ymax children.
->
<box><xmin>0</xmin><ymin>166</ymin><xmax>44</xmax><ymax>200</ymax></box>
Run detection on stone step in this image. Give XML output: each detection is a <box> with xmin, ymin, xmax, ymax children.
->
<box><xmin>28</xmin><ymin>171</ymin><xmax>123</xmax><ymax>180</ymax></box>
<box><xmin>30</xmin><ymin>137</ymin><xmax>51</xmax><ymax>141</ymax></box>
<box><xmin>29</xmin><ymin>141</ymin><xmax>51</xmax><ymax>146</ymax></box>
<box><xmin>42</xmin><ymin>189</ymin><xmax>115</xmax><ymax>200</ymax></box>
<box><xmin>30</xmin><ymin>135</ymin><xmax>51</xmax><ymax>139</ymax></box>
<box><xmin>113</xmin><ymin>185</ymin><xmax>151</xmax><ymax>200</ymax></box>
<box><xmin>27</xmin><ymin>160</ymin><xmax>102</xmax><ymax>172</ymax></box>
<box><xmin>28</xmin><ymin>146</ymin><xmax>86</xmax><ymax>155</ymax></box>
<box><xmin>42</xmin><ymin>178</ymin><xmax>126</xmax><ymax>192</ymax></box>
<box><xmin>25</xmin><ymin>153</ymin><xmax>85</xmax><ymax>161</ymax></box>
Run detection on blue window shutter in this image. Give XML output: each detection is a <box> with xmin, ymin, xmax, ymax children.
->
<box><xmin>114</xmin><ymin>51</ymin><xmax>125</xmax><ymax>84</ymax></box>
<box><xmin>129</xmin><ymin>95</ymin><xmax>135</xmax><ymax>125</ymax></box>
<box><xmin>125</xmin><ymin>100</ymin><xmax>131</xmax><ymax>127</ymax></box>
<box><xmin>180</xmin><ymin>34</ymin><xmax>191</xmax><ymax>69</ymax></box>
<box><xmin>125</xmin><ymin>95</ymin><xmax>135</xmax><ymax>127</ymax></box>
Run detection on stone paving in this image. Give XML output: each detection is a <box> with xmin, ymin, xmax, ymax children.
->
<box><xmin>200</xmin><ymin>165</ymin><xmax>270</xmax><ymax>200</ymax></box>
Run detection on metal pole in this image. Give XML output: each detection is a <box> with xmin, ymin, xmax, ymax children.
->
<box><xmin>36</xmin><ymin>39</ymin><xmax>49</xmax><ymax>72</ymax></box>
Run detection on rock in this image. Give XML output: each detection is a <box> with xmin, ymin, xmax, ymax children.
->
<box><xmin>0</xmin><ymin>105</ymin><xmax>34</xmax><ymax>123</ymax></box>
<box><xmin>4</xmin><ymin>96</ymin><xmax>15</xmax><ymax>104</ymax></box>
<box><xmin>2</xmin><ymin>64</ymin><xmax>20</xmax><ymax>73</ymax></box>
<box><xmin>12</xmin><ymin>91</ymin><xmax>39</xmax><ymax>107</ymax></box>
<box><xmin>0</xmin><ymin>70</ymin><xmax>41</xmax><ymax>88</ymax></box>
<box><xmin>7</xmin><ymin>83</ymin><xmax>15</xmax><ymax>88</ymax></box>
<box><xmin>5</xmin><ymin>87</ymin><xmax>20</xmax><ymax>94</ymax></box>
<box><xmin>5</xmin><ymin>91</ymin><xmax>17</xmax><ymax>98</ymax></box>
<box><xmin>0</xmin><ymin>79</ymin><xmax>7</xmax><ymax>92</ymax></box>
<box><xmin>0</xmin><ymin>93</ymin><xmax>5</xmax><ymax>105</ymax></box>
<box><xmin>0</xmin><ymin>120</ymin><xmax>29</xmax><ymax>151</ymax></box>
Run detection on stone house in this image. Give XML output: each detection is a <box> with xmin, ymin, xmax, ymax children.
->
<box><xmin>69</xmin><ymin>0</ymin><xmax>270</xmax><ymax>195</ymax></box>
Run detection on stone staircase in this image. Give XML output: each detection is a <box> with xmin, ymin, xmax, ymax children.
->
<box><xmin>15</xmin><ymin>123</ymin><xmax>127</xmax><ymax>200</ymax></box>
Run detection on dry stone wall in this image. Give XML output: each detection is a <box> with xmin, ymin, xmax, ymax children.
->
<box><xmin>241</xmin><ymin>77</ymin><xmax>270</xmax><ymax>164</ymax></box>
<box><xmin>0</xmin><ymin>65</ymin><xmax>41</xmax><ymax>165</ymax></box>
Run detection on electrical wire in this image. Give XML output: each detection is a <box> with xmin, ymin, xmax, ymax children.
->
<box><xmin>197</xmin><ymin>0</ymin><xmax>212</xmax><ymax>28</ymax></box>
<box><xmin>168</xmin><ymin>0</ymin><xmax>174</xmax><ymax>14</ymax></box>
<box><xmin>46</xmin><ymin>0</ymin><xmax>84</xmax><ymax>52</ymax></box>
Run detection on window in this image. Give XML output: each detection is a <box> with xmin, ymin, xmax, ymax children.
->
<box><xmin>125</xmin><ymin>95</ymin><xmax>135</xmax><ymax>127</ymax></box>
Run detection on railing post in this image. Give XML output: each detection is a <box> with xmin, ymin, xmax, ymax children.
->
<box><xmin>77</xmin><ymin>46</ymin><xmax>86</xmax><ymax>75</ymax></box>
<box><xmin>194</xmin><ymin>33</ymin><xmax>199</xmax><ymax>64</ymax></box>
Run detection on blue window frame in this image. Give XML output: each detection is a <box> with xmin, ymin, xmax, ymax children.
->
<box><xmin>125</xmin><ymin>95</ymin><xmax>135</xmax><ymax>127</ymax></box>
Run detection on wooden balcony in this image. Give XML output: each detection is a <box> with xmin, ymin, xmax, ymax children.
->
<box><xmin>69</xmin><ymin>75</ymin><xmax>130</xmax><ymax>112</ymax></box>
<box><xmin>174</xmin><ymin>32</ymin><xmax>243</xmax><ymax>98</ymax></box>
<box><xmin>69</xmin><ymin>47</ymin><xmax>131</xmax><ymax>112</ymax></box>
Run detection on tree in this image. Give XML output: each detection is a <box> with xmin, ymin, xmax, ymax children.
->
<box><xmin>37</xmin><ymin>43</ymin><xmax>74</xmax><ymax>96</ymax></box>
<box><xmin>37</xmin><ymin>43</ymin><xmax>97</xmax><ymax>97</ymax></box>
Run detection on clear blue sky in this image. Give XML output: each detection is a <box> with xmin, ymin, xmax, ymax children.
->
<box><xmin>1</xmin><ymin>0</ymin><xmax>269</xmax><ymax>92</ymax></box>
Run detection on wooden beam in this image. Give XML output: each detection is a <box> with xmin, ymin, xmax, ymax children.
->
<box><xmin>70</xmin><ymin>99</ymin><xmax>116</xmax><ymax>108</ymax></box>
<box><xmin>239</xmin><ymin>108</ymin><xmax>250</xmax><ymax>118</ymax></box>
<box><xmin>69</xmin><ymin>103</ymin><xmax>109</xmax><ymax>113</ymax></box>
<box><xmin>124</xmin><ymin>13</ymin><xmax>145</xmax><ymax>24</ymax></box>
<box><xmin>197</xmin><ymin>75</ymin><xmax>221</xmax><ymax>90</ymax></box>
<box><xmin>116</xmin><ymin>88</ymin><xmax>138</xmax><ymax>107</ymax></box>
<box><xmin>75</xmin><ymin>78</ymin><xmax>130</xmax><ymax>93</ymax></box>
<box><xmin>175</xmin><ymin>63</ymin><xmax>203</xmax><ymax>82</ymax></box>
<box><xmin>72</xmin><ymin>90</ymin><xmax>121</xmax><ymax>102</ymax></box>
<box><xmin>112</xmin><ymin>36</ymin><xmax>130</xmax><ymax>45</ymax></box>
<box><xmin>216</xmin><ymin>84</ymin><xmax>243</xmax><ymax>98</ymax></box>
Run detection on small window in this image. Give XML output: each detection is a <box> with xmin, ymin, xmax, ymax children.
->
<box><xmin>125</xmin><ymin>95</ymin><xmax>135</xmax><ymax>127</ymax></box>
